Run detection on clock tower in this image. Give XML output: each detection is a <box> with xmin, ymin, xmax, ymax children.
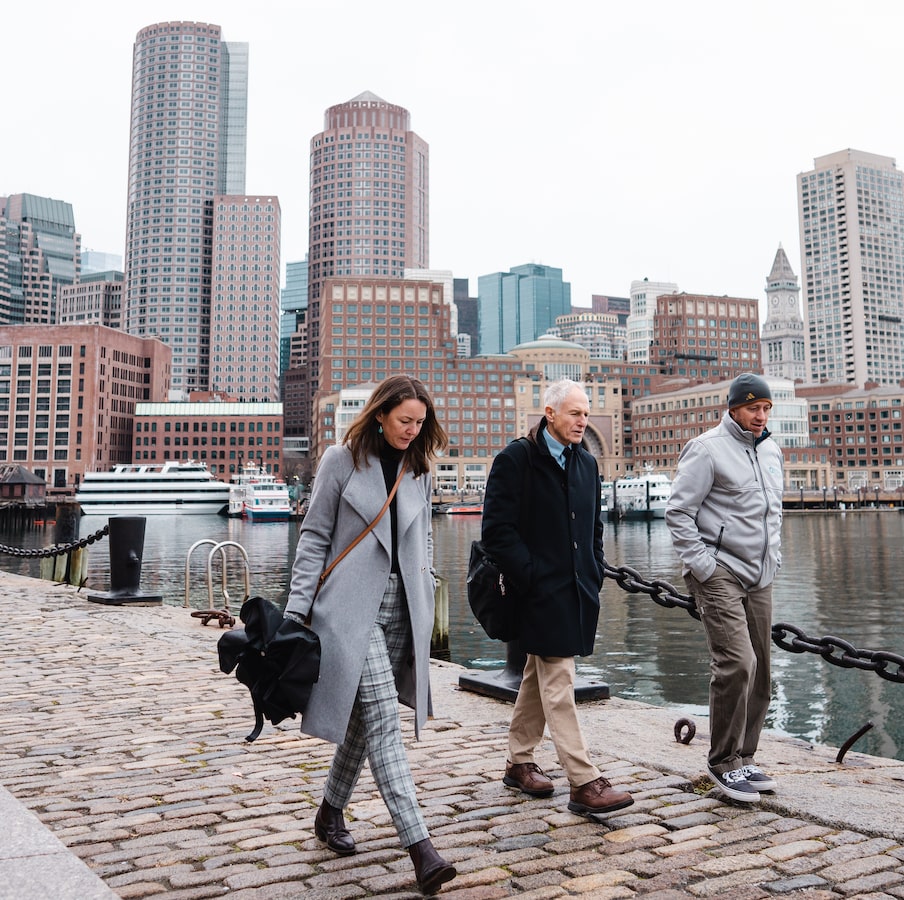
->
<box><xmin>761</xmin><ymin>245</ymin><xmax>806</xmax><ymax>381</ymax></box>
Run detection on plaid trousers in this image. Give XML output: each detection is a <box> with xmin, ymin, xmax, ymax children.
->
<box><xmin>323</xmin><ymin>574</ymin><xmax>428</xmax><ymax>848</ymax></box>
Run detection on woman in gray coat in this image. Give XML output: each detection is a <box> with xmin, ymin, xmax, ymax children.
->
<box><xmin>284</xmin><ymin>375</ymin><xmax>456</xmax><ymax>895</ymax></box>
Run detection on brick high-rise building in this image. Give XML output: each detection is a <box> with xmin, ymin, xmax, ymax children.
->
<box><xmin>626</xmin><ymin>279</ymin><xmax>678</xmax><ymax>365</ymax></box>
<box><xmin>301</xmin><ymin>92</ymin><xmax>429</xmax><ymax>441</ymax></box>
<box><xmin>123</xmin><ymin>21</ymin><xmax>249</xmax><ymax>398</ymax></box>
<box><xmin>651</xmin><ymin>292</ymin><xmax>761</xmax><ymax>380</ymax></box>
<box><xmin>209</xmin><ymin>194</ymin><xmax>281</xmax><ymax>401</ymax></box>
<box><xmin>314</xmin><ymin>276</ymin><xmax>452</xmax><ymax>427</ymax></box>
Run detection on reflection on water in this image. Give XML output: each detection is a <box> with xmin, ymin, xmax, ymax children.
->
<box><xmin>1</xmin><ymin>510</ymin><xmax>903</xmax><ymax>760</ymax></box>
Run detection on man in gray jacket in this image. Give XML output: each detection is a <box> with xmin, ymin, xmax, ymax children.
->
<box><xmin>665</xmin><ymin>373</ymin><xmax>783</xmax><ymax>803</ymax></box>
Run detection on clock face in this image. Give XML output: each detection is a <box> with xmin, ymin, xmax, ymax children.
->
<box><xmin>771</xmin><ymin>296</ymin><xmax>779</xmax><ymax>306</ymax></box>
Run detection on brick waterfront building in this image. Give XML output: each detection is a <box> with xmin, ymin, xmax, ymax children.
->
<box><xmin>797</xmin><ymin>381</ymin><xmax>904</xmax><ymax>493</ymax></box>
<box><xmin>0</xmin><ymin>324</ymin><xmax>170</xmax><ymax>489</ymax></box>
<box><xmin>651</xmin><ymin>292</ymin><xmax>761</xmax><ymax>379</ymax></box>
<box><xmin>320</xmin><ymin>321</ymin><xmax>625</xmax><ymax>492</ymax></box>
<box><xmin>132</xmin><ymin>399</ymin><xmax>284</xmax><ymax>478</ymax></box>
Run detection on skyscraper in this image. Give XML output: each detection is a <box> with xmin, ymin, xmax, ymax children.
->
<box><xmin>302</xmin><ymin>91</ymin><xmax>429</xmax><ymax>433</ymax></box>
<box><xmin>209</xmin><ymin>195</ymin><xmax>281</xmax><ymax>401</ymax></box>
<box><xmin>0</xmin><ymin>194</ymin><xmax>81</xmax><ymax>325</ymax></box>
<box><xmin>123</xmin><ymin>21</ymin><xmax>249</xmax><ymax>398</ymax></box>
<box><xmin>280</xmin><ymin>258</ymin><xmax>308</xmax><ymax>376</ymax></box>
<box><xmin>797</xmin><ymin>149</ymin><xmax>904</xmax><ymax>386</ymax></box>
<box><xmin>477</xmin><ymin>264</ymin><xmax>571</xmax><ymax>354</ymax></box>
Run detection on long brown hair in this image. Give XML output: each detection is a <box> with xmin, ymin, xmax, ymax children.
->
<box><xmin>343</xmin><ymin>375</ymin><xmax>448</xmax><ymax>477</ymax></box>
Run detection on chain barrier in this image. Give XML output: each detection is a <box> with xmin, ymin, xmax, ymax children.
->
<box><xmin>603</xmin><ymin>560</ymin><xmax>904</xmax><ymax>685</ymax></box>
<box><xmin>0</xmin><ymin>525</ymin><xmax>110</xmax><ymax>560</ymax></box>
<box><xmin>1</xmin><ymin>532</ymin><xmax>902</xmax><ymax>684</ymax></box>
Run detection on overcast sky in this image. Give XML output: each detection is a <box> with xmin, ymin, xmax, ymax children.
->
<box><xmin>4</xmin><ymin>0</ymin><xmax>904</xmax><ymax>319</ymax></box>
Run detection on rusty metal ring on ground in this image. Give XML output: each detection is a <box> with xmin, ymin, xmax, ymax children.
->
<box><xmin>674</xmin><ymin>717</ymin><xmax>696</xmax><ymax>744</ymax></box>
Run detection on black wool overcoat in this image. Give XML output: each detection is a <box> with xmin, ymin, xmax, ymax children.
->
<box><xmin>481</xmin><ymin>418</ymin><xmax>606</xmax><ymax>657</ymax></box>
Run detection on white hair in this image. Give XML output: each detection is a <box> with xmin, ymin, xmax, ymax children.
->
<box><xmin>544</xmin><ymin>378</ymin><xmax>585</xmax><ymax>411</ymax></box>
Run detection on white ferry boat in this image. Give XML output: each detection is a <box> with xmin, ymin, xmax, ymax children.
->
<box><xmin>601</xmin><ymin>464</ymin><xmax>673</xmax><ymax>521</ymax></box>
<box><xmin>228</xmin><ymin>464</ymin><xmax>292</xmax><ymax>522</ymax></box>
<box><xmin>75</xmin><ymin>461</ymin><xmax>230</xmax><ymax>516</ymax></box>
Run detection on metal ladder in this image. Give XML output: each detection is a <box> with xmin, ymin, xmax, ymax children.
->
<box><xmin>184</xmin><ymin>538</ymin><xmax>251</xmax><ymax>627</ymax></box>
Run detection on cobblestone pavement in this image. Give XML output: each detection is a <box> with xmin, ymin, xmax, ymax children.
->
<box><xmin>1</xmin><ymin>571</ymin><xmax>903</xmax><ymax>899</ymax></box>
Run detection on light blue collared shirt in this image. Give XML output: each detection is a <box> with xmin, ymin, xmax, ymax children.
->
<box><xmin>543</xmin><ymin>429</ymin><xmax>570</xmax><ymax>470</ymax></box>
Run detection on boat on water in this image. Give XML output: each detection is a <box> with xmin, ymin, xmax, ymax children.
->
<box><xmin>227</xmin><ymin>465</ymin><xmax>292</xmax><ymax>522</ymax></box>
<box><xmin>435</xmin><ymin>501</ymin><xmax>483</xmax><ymax>515</ymax></box>
<box><xmin>75</xmin><ymin>461</ymin><xmax>229</xmax><ymax>516</ymax></box>
<box><xmin>602</xmin><ymin>464</ymin><xmax>673</xmax><ymax>521</ymax></box>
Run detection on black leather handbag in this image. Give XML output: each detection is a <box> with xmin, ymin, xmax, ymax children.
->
<box><xmin>218</xmin><ymin>595</ymin><xmax>321</xmax><ymax>742</ymax></box>
<box><xmin>466</xmin><ymin>540</ymin><xmax>519</xmax><ymax>642</ymax></box>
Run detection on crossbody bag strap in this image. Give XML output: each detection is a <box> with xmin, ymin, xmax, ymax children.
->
<box><xmin>314</xmin><ymin>464</ymin><xmax>407</xmax><ymax>598</ymax></box>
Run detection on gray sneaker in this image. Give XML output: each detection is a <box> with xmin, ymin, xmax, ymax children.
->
<box><xmin>707</xmin><ymin>765</ymin><xmax>761</xmax><ymax>802</ymax></box>
<box><xmin>741</xmin><ymin>764</ymin><xmax>777</xmax><ymax>792</ymax></box>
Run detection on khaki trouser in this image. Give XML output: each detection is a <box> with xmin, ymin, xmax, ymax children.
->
<box><xmin>686</xmin><ymin>565</ymin><xmax>773</xmax><ymax>772</ymax></box>
<box><xmin>508</xmin><ymin>654</ymin><xmax>600</xmax><ymax>787</ymax></box>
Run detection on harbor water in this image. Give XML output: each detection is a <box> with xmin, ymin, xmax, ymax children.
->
<box><xmin>2</xmin><ymin>509</ymin><xmax>903</xmax><ymax>762</ymax></box>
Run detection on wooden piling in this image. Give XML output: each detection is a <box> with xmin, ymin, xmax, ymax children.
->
<box><xmin>431</xmin><ymin>575</ymin><xmax>450</xmax><ymax>661</ymax></box>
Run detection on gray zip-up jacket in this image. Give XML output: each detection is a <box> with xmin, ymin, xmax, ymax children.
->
<box><xmin>665</xmin><ymin>410</ymin><xmax>783</xmax><ymax>591</ymax></box>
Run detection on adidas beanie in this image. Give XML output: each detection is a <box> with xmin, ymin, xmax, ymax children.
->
<box><xmin>727</xmin><ymin>373</ymin><xmax>772</xmax><ymax>409</ymax></box>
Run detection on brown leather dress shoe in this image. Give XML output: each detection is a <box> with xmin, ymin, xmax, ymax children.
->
<box><xmin>314</xmin><ymin>800</ymin><xmax>356</xmax><ymax>855</ymax></box>
<box><xmin>503</xmin><ymin>761</ymin><xmax>554</xmax><ymax>797</ymax></box>
<box><xmin>568</xmin><ymin>776</ymin><xmax>634</xmax><ymax>815</ymax></box>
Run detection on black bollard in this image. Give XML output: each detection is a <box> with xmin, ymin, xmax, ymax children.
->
<box><xmin>458</xmin><ymin>639</ymin><xmax>610</xmax><ymax>702</ymax></box>
<box><xmin>87</xmin><ymin>516</ymin><xmax>163</xmax><ymax>606</ymax></box>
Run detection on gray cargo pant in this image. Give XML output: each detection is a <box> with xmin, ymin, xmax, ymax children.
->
<box><xmin>685</xmin><ymin>565</ymin><xmax>773</xmax><ymax>773</ymax></box>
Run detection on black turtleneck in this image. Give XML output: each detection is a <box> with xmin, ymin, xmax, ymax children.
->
<box><xmin>378</xmin><ymin>440</ymin><xmax>403</xmax><ymax>573</ymax></box>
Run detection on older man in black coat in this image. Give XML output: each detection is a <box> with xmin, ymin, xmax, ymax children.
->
<box><xmin>482</xmin><ymin>378</ymin><xmax>633</xmax><ymax>816</ymax></box>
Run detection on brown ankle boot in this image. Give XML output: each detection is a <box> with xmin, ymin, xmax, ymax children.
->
<box><xmin>407</xmin><ymin>838</ymin><xmax>456</xmax><ymax>894</ymax></box>
<box><xmin>314</xmin><ymin>800</ymin><xmax>355</xmax><ymax>855</ymax></box>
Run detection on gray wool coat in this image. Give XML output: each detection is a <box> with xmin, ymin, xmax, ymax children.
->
<box><xmin>284</xmin><ymin>443</ymin><xmax>436</xmax><ymax>745</ymax></box>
